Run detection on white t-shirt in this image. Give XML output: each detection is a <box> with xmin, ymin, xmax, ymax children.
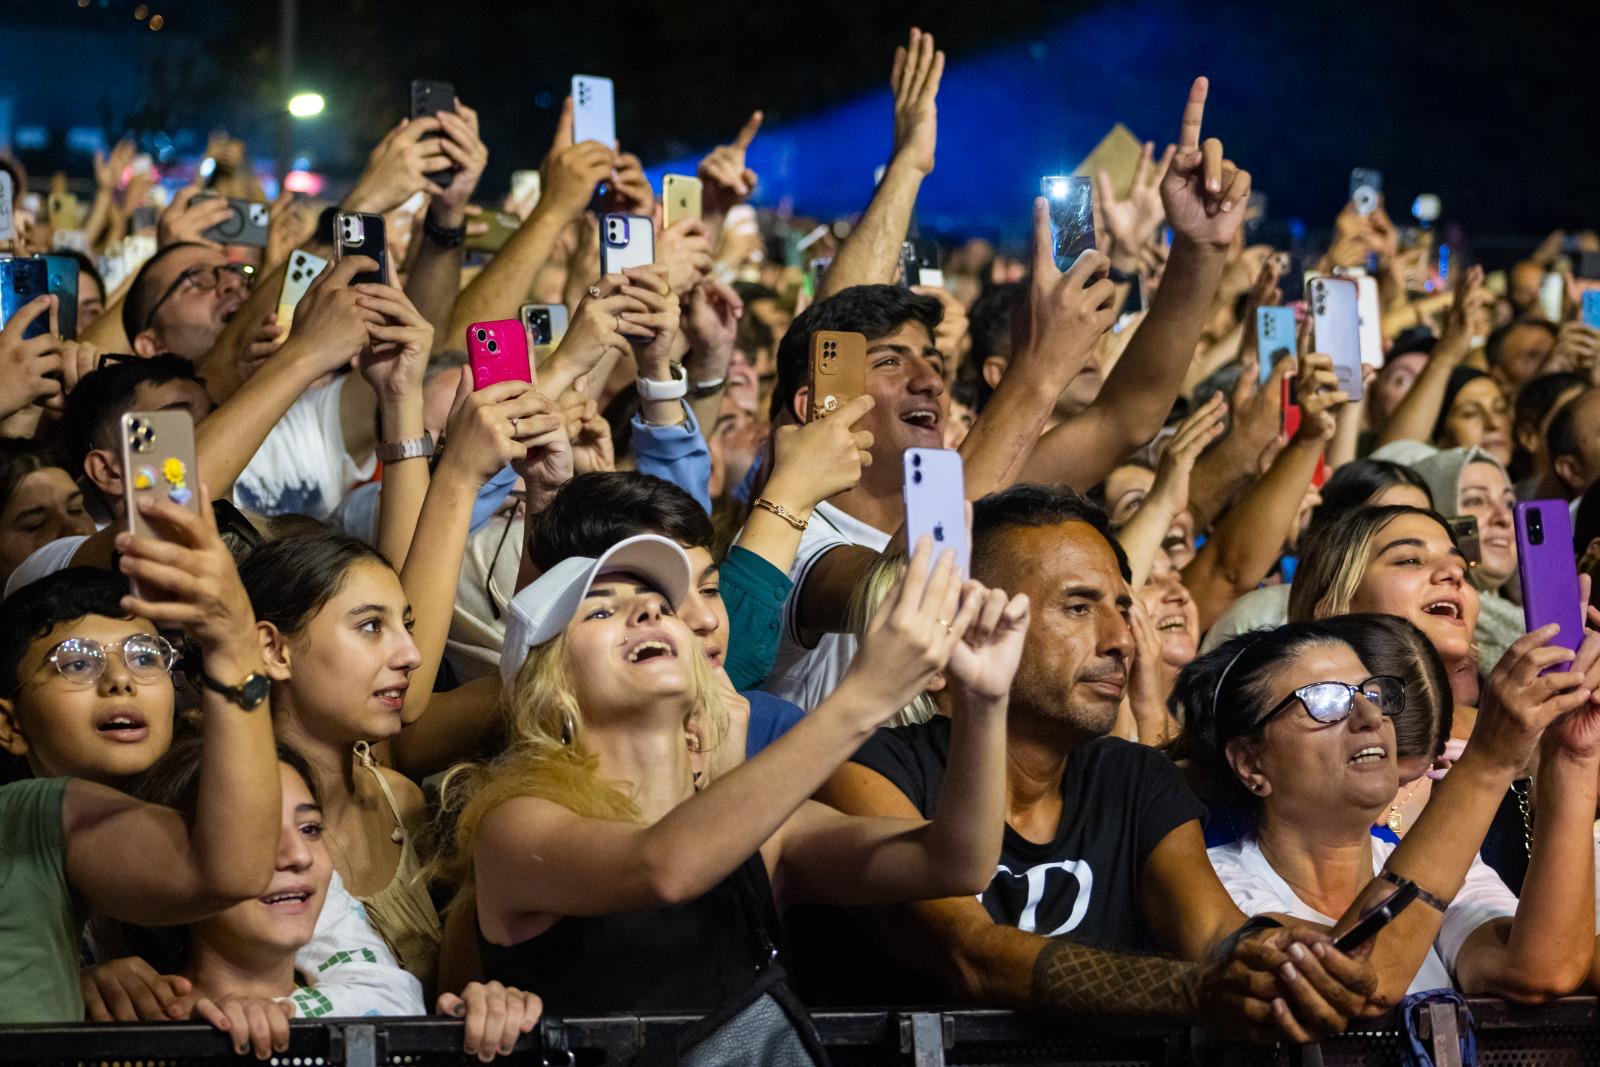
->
<box><xmin>291</xmin><ymin>869</ymin><xmax>424</xmax><ymax>1017</ymax></box>
<box><xmin>766</xmin><ymin>501</ymin><xmax>891</xmax><ymax>711</ymax></box>
<box><xmin>233</xmin><ymin>377</ymin><xmax>376</xmax><ymax>520</ymax></box>
<box><xmin>1208</xmin><ymin>834</ymin><xmax>1517</xmax><ymax>993</ymax></box>
<box><xmin>450</xmin><ymin>513</ymin><xmax>525</xmax><ymax>682</ymax></box>
<box><xmin>5</xmin><ymin>534</ymin><xmax>93</xmax><ymax>599</ymax></box>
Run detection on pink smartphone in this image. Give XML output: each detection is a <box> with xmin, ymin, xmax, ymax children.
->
<box><xmin>902</xmin><ymin>448</ymin><xmax>969</xmax><ymax>579</ymax></box>
<box><xmin>466</xmin><ymin>319</ymin><xmax>533</xmax><ymax>389</ymax></box>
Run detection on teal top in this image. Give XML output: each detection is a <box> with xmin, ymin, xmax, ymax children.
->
<box><xmin>720</xmin><ymin>546</ymin><xmax>793</xmax><ymax>692</ymax></box>
<box><xmin>0</xmin><ymin>777</ymin><xmax>83</xmax><ymax>1022</ymax></box>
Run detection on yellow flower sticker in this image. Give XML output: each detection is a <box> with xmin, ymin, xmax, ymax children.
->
<box><xmin>162</xmin><ymin>457</ymin><xmax>187</xmax><ymax>485</ymax></box>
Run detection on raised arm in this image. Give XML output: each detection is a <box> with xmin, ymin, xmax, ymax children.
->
<box><xmin>1377</xmin><ymin>266</ymin><xmax>1490</xmax><ymax>448</ymax></box>
<box><xmin>817</xmin><ymin>28</ymin><xmax>943</xmax><ymax>299</ymax></box>
<box><xmin>475</xmin><ymin>539</ymin><xmax>974</xmax><ymax>919</ymax></box>
<box><xmin>1020</xmin><ymin>77</ymin><xmax>1249</xmax><ymax>489</ymax></box>
<box><xmin>403</xmin><ymin>98</ymin><xmax>487</xmax><ymax>346</ymax></box>
<box><xmin>1183</xmin><ymin>354</ymin><xmax>1346</xmax><ymax>631</ymax></box>
<box><xmin>67</xmin><ymin>491</ymin><xmax>278</xmax><ymax>924</ymax></box>
<box><xmin>1115</xmin><ymin>393</ymin><xmax>1226</xmax><ymax>587</ymax></box>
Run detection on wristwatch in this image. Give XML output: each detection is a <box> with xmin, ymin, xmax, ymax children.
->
<box><xmin>199</xmin><ymin>669</ymin><xmax>270</xmax><ymax>711</ymax></box>
<box><xmin>376</xmin><ymin>432</ymin><xmax>434</xmax><ymax>464</ymax></box>
<box><xmin>636</xmin><ymin>362</ymin><xmax>688</xmax><ymax>402</ymax></box>
<box><xmin>423</xmin><ymin>213</ymin><xmax>467</xmax><ymax>249</ymax></box>
<box><xmin>689</xmin><ymin>375</ymin><xmax>727</xmax><ymax>399</ymax></box>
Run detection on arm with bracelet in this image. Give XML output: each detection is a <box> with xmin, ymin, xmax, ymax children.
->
<box><xmin>630</xmin><ymin>270</ymin><xmax>715</xmax><ymax>510</ymax></box>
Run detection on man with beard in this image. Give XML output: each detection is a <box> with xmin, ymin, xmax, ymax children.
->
<box><xmin>811</xmin><ymin>485</ymin><xmax>1378</xmax><ymax>1042</ymax></box>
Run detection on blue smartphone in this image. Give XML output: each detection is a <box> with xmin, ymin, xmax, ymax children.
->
<box><xmin>902</xmin><ymin>448</ymin><xmax>969</xmax><ymax>579</ymax></box>
<box><xmin>36</xmin><ymin>253</ymin><xmax>79</xmax><ymax>339</ymax></box>
<box><xmin>1256</xmin><ymin>306</ymin><xmax>1296</xmax><ymax>382</ymax></box>
<box><xmin>0</xmin><ymin>257</ymin><xmax>50</xmax><ymax>339</ymax></box>
<box><xmin>1041</xmin><ymin>175</ymin><xmax>1095</xmax><ymax>272</ymax></box>
<box><xmin>1582</xmin><ymin>291</ymin><xmax>1600</xmax><ymax>330</ymax></box>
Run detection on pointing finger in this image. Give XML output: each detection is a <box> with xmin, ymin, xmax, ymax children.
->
<box><xmin>733</xmin><ymin>111</ymin><xmax>763</xmax><ymax>150</ymax></box>
<box><xmin>1178</xmin><ymin>76</ymin><xmax>1209</xmax><ymax>151</ymax></box>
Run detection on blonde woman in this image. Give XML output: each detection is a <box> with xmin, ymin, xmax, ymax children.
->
<box><xmin>434</xmin><ymin>534</ymin><xmax>1028</xmax><ymax>1057</ymax></box>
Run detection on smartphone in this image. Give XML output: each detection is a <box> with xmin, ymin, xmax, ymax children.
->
<box><xmin>520</xmin><ymin>303</ymin><xmax>570</xmax><ymax>347</ymax></box>
<box><xmin>120</xmin><ymin>411</ymin><xmax>202</xmax><ymax>597</ymax></box>
<box><xmin>465</xmin><ymin>209</ymin><xmax>521</xmax><ymax>254</ymax></box>
<box><xmin>572</xmin><ymin>75</ymin><xmax>617</xmax><ymax>147</ymax></box>
<box><xmin>1577</xmin><ymin>252</ymin><xmax>1600</xmax><ymax>282</ymax></box>
<box><xmin>409</xmin><ymin>79</ymin><xmax>458</xmax><ymax>189</ymax></box>
<box><xmin>0</xmin><ymin>170</ymin><xmax>13</xmax><ymax>242</ymax></box>
<box><xmin>807</xmin><ymin>330</ymin><xmax>867</xmax><ymax>422</ymax></box>
<box><xmin>1354</xmin><ymin>275</ymin><xmax>1383</xmax><ymax>369</ymax></box>
<box><xmin>1273</xmin><ymin>252</ymin><xmax>1305</xmax><ymax>304</ymax></box>
<box><xmin>1256</xmin><ymin>306</ymin><xmax>1296</xmax><ymax>383</ymax></box>
<box><xmin>1310</xmin><ymin>276</ymin><xmax>1363</xmax><ymax>401</ymax></box>
<box><xmin>276</xmin><ymin>249</ymin><xmax>328</xmax><ymax>331</ymax></box>
<box><xmin>35</xmin><ymin>254</ymin><xmax>79</xmax><ymax>339</ymax></box>
<box><xmin>600</xmin><ymin>213</ymin><xmax>654</xmax><ymax>274</ymax></box>
<box><xmin>1583</xmin><ymin>291</ymin><xmax>1600</xmax><ymax>330</ymax></box>
<box><xmin>0</xmin><ymin>257</ymin><xmax>50</xmax><ymax>340</ymax></box>
<box><xmin>1041</xmin><ymin>175</ymin><xmax>1095</xmax><ymax>271</ymax></box>
<box><xmin>467</xmin><ymin>319</ymin><xmax>534</xmax><ymax>389</ymax></box>
<box><xmin>1349</xmin><ymin>168</ymin><xmax>1383</xmax><ymax>217</ymax></box>
<box><xmin>902</xmin><ymin>448</ymin><xmax>970</xmax><ymax>579</ymax></box>
<box><xmin>199</xmin><ymin>196</ymin><xmax>270</xmax><ymax>248</ymax></box>
<box><xmin>1540</xmin><ymin>273</ymin><xmax>1566</xmax><ymax>323</ymax></box>
<box><xmin>1332</xmin><ymin>879</ymin><xmax>1420</xmax><ymax>954</ymax></box>
<box><xmin>807</xmin><ymin>257</ymin><xmax>832</xmax><ymax>297</ymax></box>
<box><xmin>1446</xmin><ymin>515</ymin><xmax>1481</xmax><ymax>570</ymax></box>
<box><xmin>662</xmin><ymin>174</ymin><xmax>702</xmax><ymax>229</ymax></box>
<box><xmin>334</xmin><ymin>212</ymin><xmax>388</xmax><ymax>286</ymax></box>
<box><xmin>1281</xmin><ymin>374</ymin><xmax>1302</xmax><ymax>437</ymax></box>
<box><xmin>900</xmin><ymin>238</ymin><xmax>944</xmax><ymax>289</ymax></box>
<box><xmin>1515</xmin><ymin>500</ymin><xmax>1585</xmax><ymax>670</ymax></box>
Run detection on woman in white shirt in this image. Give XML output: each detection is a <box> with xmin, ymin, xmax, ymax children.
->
<box><xmin>1175</xmin><ymin>616</ymin><xmax>1600</xmax><ymax>1006</ymax></box>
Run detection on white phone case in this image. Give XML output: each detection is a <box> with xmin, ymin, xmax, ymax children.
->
<box><xmin>1354</xmin><ymin>276</ymin><xmax>1384</xmax><ymax>369</ymax></box>
<box><xmin>277</xmin><ymin>250</ymin><xmax>328</xmax><ymax>329</ymax></box>
<box><xmin>572</xmin><ymin>75</ymin><xmax>616</xmax><ymax>147</ymax></box>
<box><xmin>1311</xmin><ymin>277</ymin><xmax>1363</xmax><ymax>401</ymax></box>
<box><xmin>600</xmin><ymin>214</ymin><xmax>654</xmax><ymax>274</ymax></box>
<box><xmin>0</xmin><ymin>172</ymin><xmax>13</xmax><ymax>242</ymax></box>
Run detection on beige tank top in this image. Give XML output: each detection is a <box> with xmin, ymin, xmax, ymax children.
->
<box><xmin>353</xmin><ymin>742</ymin><xmax>441</xmax><ymax>984</ymax></box>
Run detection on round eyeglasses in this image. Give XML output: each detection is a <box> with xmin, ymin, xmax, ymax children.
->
<box><xmin>35</xmin><ymin>634</ymin><xmax>178</xmax><ymax>689</ymax></box>
<box><xmin>1254</xmin><ymin>675</ymin><xmax>1404</xmax><ymax>730</ymax></box>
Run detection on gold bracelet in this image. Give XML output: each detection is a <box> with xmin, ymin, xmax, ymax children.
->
<box><xmin>754</xmin><ymin>498</ymin><xmax>808</xmax><ymax>531</ymax></box>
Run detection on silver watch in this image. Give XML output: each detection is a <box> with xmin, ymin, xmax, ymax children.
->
<box><xmin>375</xmin><ymin>432</ymin><xmax>434</xmax><ymax>464</ymax></box>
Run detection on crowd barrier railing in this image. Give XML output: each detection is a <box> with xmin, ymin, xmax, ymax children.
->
<box><xmin>1</xmin><ymin>998</ymin><xmax>1596</xmax><ymax>1066</ymax></box>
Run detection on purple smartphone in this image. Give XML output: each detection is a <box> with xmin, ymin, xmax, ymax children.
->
<box><xmin>1515</xmin><ymin>500</ymin><xmax>1584</xmax><ymax>669</ymax></box>
<box><xmin>902</xmin><ymin>448</ymin><xmax>969</xmax><ymax>579</ymax></box>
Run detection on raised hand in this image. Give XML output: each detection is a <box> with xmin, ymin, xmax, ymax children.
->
<box><xmin>1436</xmin><ymin>265</ymin><xmax>1491</xmax><ymax>359</ymax></box>
<box><xmin>683</xmin><ymin>279</ymin><xmax>743</xmax><ymax>388</ymax></box>
<box><xmin>890</xmin><ymin>27</ymin><xmax>946</xmax><ymax>175</ymax></box>
<box><xmin>439</xmin><ymin>376</ymin><xmax>567</xmax><ymax>492</ymax></box>
<box><xmin>284</xmin><ymin>255</ymin><xmax>384</xmax><ymax>374</ymax></box>
<box><xmin>910</xmin><ymin>284</ymin><xmax>969</xmax><ymax>368</ymax></box>
<box><xmin>764</xmin><ymin>393</ymin><xmax>876</xmax><ymax>509</ymax></box>
<box><xmin>1235</xmin><ymin>257</ymin><xmax>1284</xmax><ymax>372</ymax></box>
<box><xmin>157</xmin><ymin>185</ymin><xmax>234</xmax><ymax>248</ymax></box>
<box><xmin>1292</xmin><ymin>353</ymin><xmax>1349</xmax><ymax>443</ymax></box>
<box><xmin>659</xmin><ymin>217</ymin><xmax>715</xmax><ymax>296</ymax></box>
<box><xmin>1147</xmin><ymin>392</ymin><xmax>1228</xmax><ymax>516</ymax></box>
<box><xmin>1014</xmin><ymin>199</ymin><xmax>1117</xmax><ymax>375</ymax></box>
<box><xmin>0</xmin><ymin>295</ymin><xmax>63</xmax><ymax>419</ymax></box>
<box><xmin>1541</xmin><ymin>321</ymin><xmax>1600</xmax><ymax>380</ymax></box>
<box><xmin>343</xmin><ymin>117</ymin><xmax>451</xmax><ymax>216</ymax></box>
<box><xmin>620</xmin><ymin>265</ymin><xmax>683</xmax><ymax>368</ymax></box>
<box><xmin>1472</xmin><ymin>624</ymin><xmax>1597</xmax><ymax>777</ymax></box>
<box><xmin>558</xmin><ymin>380</ymin><xmax>615</xmax><ymax>475</ymax></box>
<box><xmin>436</xmin><ymin>981</ymin><xmax>542</xmax><ymax>1063</ymax></box>
<box><xmin>698</xmin><ymin>111</ymin><xmax>763</xmax><ymax>219</ymax></box>
<box><xmin>1160</xmin><ymin>77</ymin><xmax>1252</xmax><ymax>250</ymax></box>
<box><xmin>944</xmin><ymin>582</ymin><xmax>1031</xmax><ymax>705</ymax></box>
<box><xmin>354</xmin><ymin>280</ymin><xmax>434</xmax><ymax>400</ymax></box>
<box><xmin>541</xmin><ymin>98</ymin><xmax>617</xmax><ymax>223</ymax></box>
<box><xmin>431</xmin><ymin>99</ymin><xmax>490</xmax><ymax>225</ymax></box>
<box><xmin>1097</xmin><ymin>141</ymin><xmax>1175</xmax><ymax>268</ymax></box>
<box><xmin>539</xmin><ymin>276</ymin><xmax>648</xmax><ymax>398</ymax></box>
<box><xmin>601</xmin><ymin>152</ymin><xmax>655</xmax><ymax>217</ymax></box>
<box><xmin>93</xmin><ymin>138</ymin><xmax>136</xmax><ymax>196</ymax></box>
<box><xmin>265</xmin><ymin>192</ymin><xmax>317</xmax><ymax>272</ymax></box>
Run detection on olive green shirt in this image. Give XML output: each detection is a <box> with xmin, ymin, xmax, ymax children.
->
<box><xmin>0</xmin><ymin>777</ymin><xmax>83</xmax><ymax>1022</ymax></box>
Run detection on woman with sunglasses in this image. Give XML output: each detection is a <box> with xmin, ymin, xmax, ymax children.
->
<box><xmin>1176</xmin><ymin>619</ymin><xmax>1600</xmax><ymax>1003</ymax></box>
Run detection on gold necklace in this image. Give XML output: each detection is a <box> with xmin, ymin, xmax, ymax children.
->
<box><xmin>1386</xmin><ymin>778</ymin><xmax>1428</xmax><ymax>834</ymax></box>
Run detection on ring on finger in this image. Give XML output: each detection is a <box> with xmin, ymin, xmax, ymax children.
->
<box><xmin>588</xmin><ymin>286</ymin><xmax>601</xmax><ymax>299</ymax></box>
<box><xmin>510</xmin><ymin>416</ymin><xmax>521</xmax><ymax>434</ymax></box>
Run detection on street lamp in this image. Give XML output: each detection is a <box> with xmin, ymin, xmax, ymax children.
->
<box><xmin>288</xmin><ymin>92</ymin><xmax>325</xmax><ymax>119</ymax></box>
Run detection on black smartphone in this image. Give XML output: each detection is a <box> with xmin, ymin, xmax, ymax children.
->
<box><xmin>1446</xmin><ymin>515</ymin><xmax>1481</xmax><ymax>570</ymax></box>
<box><xmin>899</xmin><ymin>238</ymin><xmax>943</xmax><ymax>289</ymax></box>
<box><xmin>334</xmin><ymin>212</ymin><xmax>389</xmax><ymax>286</ymax></box>
<box><xmin>1274</xmin><ymin>252</ymin><xmax>1305</xmax><ymax>304</ymax></box>
<box><xmin>35</xmin><ymin>253</ymin><xmax>79</xmax><ymax>339</ymax></box>
<box><xmin>1042</xmin><ymin>175</ymin><xmax>1095</xmax><ymax>270</ymax></box>
<box><xmin>409</xmin><ymin>79</ymin><xmax>458</xmax><ymax>189</ymax></box>
<box><xmin>1332</xmin><ymin>879</ymin><xmax>1421</xmax><ymax>954</ymax></box>
<box><xmin>198</xmin><ymin>195</ymin><xmax>270</xmax><ymax>248</ymax></box>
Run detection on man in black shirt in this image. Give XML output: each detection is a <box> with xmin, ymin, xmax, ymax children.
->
<box><xmin>817</xmin><ymin>486</ymin><xmax>1378</xmax><ymax>1042</ymax></box>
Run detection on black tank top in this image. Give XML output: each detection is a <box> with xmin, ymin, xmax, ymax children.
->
<box><xmin>479</xmin><ymin>852</ymin><xmax>780</xmax><ymax>1016</ymax></box>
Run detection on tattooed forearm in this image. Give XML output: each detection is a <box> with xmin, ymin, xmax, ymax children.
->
<box><xmin>1030</xmin><ymin>937</ymin><xmax>1200</xmax><ymax>1021</ymax></box>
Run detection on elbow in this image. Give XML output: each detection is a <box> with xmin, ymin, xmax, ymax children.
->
<box><xmin>636</xmin><ymin>839</ymin><xmax>708</xmax><ymax>909</ymax></box>
<box><xmin>1465</xmin><ymin>957</ymin><xmax>1591</xmax><ymax>1004</ymax></box>
<box><xmin>199</xmin><ymin>859</ymin><xmax>276</xmax><ymax>909</ymax></box>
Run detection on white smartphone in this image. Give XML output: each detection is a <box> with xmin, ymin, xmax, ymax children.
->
<box><xmin>600</xmin><ymin>213</ymin><xmax>654</xmax><ymax>274</ymax></box>
<box><xmin>572</xmin><ymin>75</ymin><xmax>616</xmax><ymax>147</ymax></box>
<box><xmin>902</xmin><ymin>448</ymin><xmax>969</xmax><ymax>579</ymax></box>
<box><xmin>0</xmin><ymin>171</ymin><xmax>13</xmax><ymax>242</ymax></box>
<box><xmin>1540</xmin><ymin>273</ymin><xmax>1565</xmax><ymax>323</ymax></box>
<box><xmin>1311</xmin><ymin>276</ymin><xmax>1363</xmax><ymax>401</ymax></box>
<box><xmin>1354</xmin><ymin>275</ymin><xmax>1384</xmax><ymax>369</ymax></box>
<box><xmin>277</xmin><ymin>249</ymin><xmax>328</xmax><ymax>331</ymax></box>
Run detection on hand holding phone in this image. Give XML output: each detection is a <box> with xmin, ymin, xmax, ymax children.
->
<box><xmin>572</xmin><ymin>75</ymin><xmax>617</xmax><ymax>147</ymax></box>
<box><xmin>1042</xmin><ymin>175</ymin><xmax>1095</xmax><ymax>270</ymax></box>
<box><xmin>1332</xmin><ymin>878</ymin><xmax>1420</xmax><ymax>954</ymax></box>
<box><xmin>902</xmin><ymin>449</ymin><xmax>969</xmax><ymax>578</ymax></box>
<box><xmin>1582</xmin><ymin>291</ymin><xmax>1600</xmax><ymax>330</ymax></box>
<box><xmin>120</xmin><ymin>411</ymin><xmax>203</xmax><ymax>599</ymax></box>
<box><xmin>1349</xmin><ymin>168</ymin><xmax>1383</xmax><ymax>217</ymax></box>
<box><xmin>0</xmin><ymin>258</ymin><xmax>51</xmax><ymax>340</ymax></box>
<box><xmin>520</xmin><ymin>303</ymin><xmax>570</xmax><ymax>347</ymax></box>
<box><xmin>1310</xmin><ymin>276</ymin><xmax>1363</xmax><ymax>401</ymax></box>
<box><xmin>334</xmin><ymin>212</ymin><xmax>389</xmax><ymax>286</ymax></box>
<box><xmin>1515</xmin><ymin>501</ymin><xmax>1584</xmax><ymax>670</ymax></box>
<box><xmin>409</xmin><ymin>79</ymin><xmax>458</xmax><ymax>188</ymax></box>
<box><xmin>600</xmin><ymin>213</ymin><xmax>654</xmax><ymax>274</ymax></box>
<box><xmin>1256</xmin><ymin>307</ymin><xmax>1295</xmax><ymax>383</ymax></box>
<box><xmin>467</xmin><ymin>320</ymin><xmax>534</xmax><ymax>389</ymax></box>
<box><xmin>807</xmin><ymin>331</ymin><xmax>867</xmax><ymax>422</ymax></box>
<box><xmin>662</xmin><ymin>175</ymin><xmax>702</xmax><ymax>229</ymax></box>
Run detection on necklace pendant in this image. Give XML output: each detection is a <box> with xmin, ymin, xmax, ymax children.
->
<box><xmin>1386</xmin><ymin>807</ymin><xmax>1404</xmax><ymax>834</ymax></box>
<box><xmin>391</xmin><ymin>826</ymin><xmax>405</xmax><ymax>844</ymax></box>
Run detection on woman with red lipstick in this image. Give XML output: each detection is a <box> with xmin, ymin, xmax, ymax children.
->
<box><xmin>104</xmin><ymin>741</ymin><xmax>538</xmax><ymax>1062</ymax></box>
<box><xmin>1179</xmin><ymin>619</ymin><xmax>1600</xmax><ymax>1003</ymax></box>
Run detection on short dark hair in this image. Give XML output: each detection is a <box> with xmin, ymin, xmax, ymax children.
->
<box><xmin>967</xmin><ymin>282</ymin><xmax>1025</xmax><ymax>409</ymax></box>
<box><xmin>0</xmin><ymin>438</ymin><xmax>74</xmax><ymax>517</ymax></box>
<box><xmin>239</xmin><ymin>531</ymin><xmax>390</xmax><ymax>637</ymax></box>
<box><xmin>1318</xmin><ymin>613</ymin><xmax>1451</xmax><ymax>762</ymax></box>
<box><xmin>1307</xmin><ymin>459</ymin><xmax>1432</xmax><ymax>530</ymax></box>
<box><xmin>732</xmin><ymin>281</ymin><xmax>779</xmax><ymax>306</ymax></box>
<box><xmin>1517</xmin><ymin>371</ymin><xmax>1585</xmax><ymax>439</ymax></box>
<box><xmin>531</xmin><ymin>472</ymin><xmax>714</xmax><ymax>571</ymax></box>
<box><xmin>1485</xmin><ymin>317</ymin><xmax>1557</xmax><ymax>368</ymax></box>
<box><xmin>769</xmin><ymin>285</ymin><xmax>943</xmax><ymax>422</ymax></box>
<box><xmin>1545</xmin><ymin>386</ymin><xmax>1595</xmax><ymax>469</ymax></box>
<box><xmin>0</xmin><ymin>567</ymin><xmax>131</xmax><ymax>695</ymax></box>
<box><xmin>121</xmin><ymin>241</ymin><xmax>209</xmax><ymax>343</ymax></box>
<box><xmin>58</xmin><ymin>354</ymin><xmax>206</xmax><ymax>474</ymax></box>
<box><xmin>971</xmin><ymin>484</ymin><xmax>1131</xmax><ymax>586</ymax></box>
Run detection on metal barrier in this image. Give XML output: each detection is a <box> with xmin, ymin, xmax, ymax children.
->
<box><xmin>1</xmin><ymin>999</ymin><xmax>1596</xmax><ymax>1066</ymax></box>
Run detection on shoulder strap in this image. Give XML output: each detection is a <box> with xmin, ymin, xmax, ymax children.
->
<box><xmin>352</xmin><ymin>741</ymin><xmax>407</xmax><ymax>832</ymax></box>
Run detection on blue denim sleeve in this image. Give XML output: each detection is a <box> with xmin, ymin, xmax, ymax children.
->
<box><xmin>631</xmin><ymin>404</ymin><xmax>712</xmax><ymax>513</ymax></box>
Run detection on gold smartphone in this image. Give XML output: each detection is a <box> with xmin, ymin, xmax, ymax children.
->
<box><xmin>663</xmin><ymin>174</ymin><xmax>703</xmax><ymax>229</ymax></box>
<box><xmin>807</xmin><ymin>330</ymin><xmax>867</xmax><ymax>422</ymax></box>
<box><xmin>120</xmin><ymin>411</ymin><xmax>202</xmax><ymax>597</ymax></box>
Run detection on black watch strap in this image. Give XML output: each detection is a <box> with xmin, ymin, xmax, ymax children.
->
<box><xmin>199</xmin><ymin>669</ymin><xmax>270</xmax><ymax>711</ymax></box>
<box><xmin>424</xmin><ymin>213</ymin><xmax>467</xmax><ymax>249</ymax></box>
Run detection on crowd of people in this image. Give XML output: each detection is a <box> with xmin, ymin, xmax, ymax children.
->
<box><xmin>4</xmin><ymin>23</ymin><xmax>1600</xmax><ymax>1061</ymax></box>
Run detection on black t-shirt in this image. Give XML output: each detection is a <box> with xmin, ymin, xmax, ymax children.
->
<box><xmin>788</xmin><ymin>719</ymin><xmax>1205</xmax><ymax>1005</ymax></box>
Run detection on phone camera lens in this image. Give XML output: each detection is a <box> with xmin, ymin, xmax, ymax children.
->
<box><xmin>912</xmin><ymin>454</ymin><xmax>922</xmax><ymax>467</ymax></box>
<box><xmin>475</xmin><ymin>328</ymin><xmax>488</xmax><ymax>342</ymax></box>
<box><xmin>487</xmin><ymin>339</ymin><xmax>499</xmax><ymax>354</ymax></box>
<box><xmin>913</xmin><ymin>470</ymin><xmax>923</xmax><ymax>484</ymax></box>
